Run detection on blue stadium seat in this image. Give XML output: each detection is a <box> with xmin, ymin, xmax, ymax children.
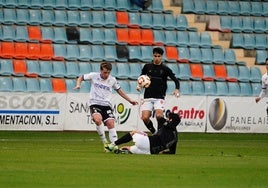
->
<box><xmin>153</xmin><ymin>30</ymin><xmax>165</xmax><ymax>46</ymax></box>
<box><xmin>91</xmin><ymin>28</ymin><xmax>105</xmax><ymax>44</ymax></box>
<box><xmin>189</xmin><ymin>47</ymin><xmax>202</xmax><ymax>63</ymax></box>
<box><xmin>128</xmin><ymin>46</ymin><xmax>141</xmax><ymax>62</ymax></box>
<box><xmin>164</xmin><ymin>30</ymin><xmax>177</xmax><ymax>46</ymax></box>
<box><xmin>52</xmin><ymin>61</ymin><xmax>66</xmax><ymax>78</ymax></box>
<box><xmin>193</xmin><ymin>0</ymin><xmax>206</xmax><ymax>15</ymax></box>
<box><xmin>205</xmin><ymin>1</ymin><xmax>218</xmax><ymax>15</ymax></box>
<box><xmin>104</xmin><ymin>11</ymin><xmax>116</xmax><ymax>28</ymax></box>
<box><xmin>228</xmin><ymin>1</ymin><xmax>240</xmax><ymax>16</ymax></box>
<box><xmin>67</xmin><ymin>10</ymin><xmax>80</xmax><ymax>26</ymax></box>
<box><xmin>249</xmin><ymin>67</ymin><xmax>262</xmax><ymax>83</ymax></box>
<box><xmin>30</xmin><ymin>0</ymin><xmax>43</xmax><ymax>9</ymax></box>
<box><xmin>116</xmin><ymin>63</ymin><xmax>130</xmax><ymax>80</ymax></box>
<box><xmin>191</xmin><ymin>81</ymin><xmax>205</xmax><ymax>95</ymax></box>
<box><xmin>238</xmin><ymin>66</ymin><xmax>250</xmax><ymax>82</ymax></box>
<box><xmin>2</xmin><ymin>25</ymin><xmax>15</xmax><ymax>41</ymax></box>
<box><xmin>79</xmin><ymin>62</ymin><xmax>91</xmax><ymax>75</ymax></box>
<box><xmin>166</xmin><ymin>63</ymin><xmax>179</xmax><ymax>78</ymax></box>
<box><xmin>0</xmin><ymin>77</ymin><xmax>13</xmax><ymax>92</ymax></box>
<box><xmin>129</xmin><ymin>62</ymin><xmax>142</xmax><ymax>80</ymax></box>
<box><xmin>204</xmin><ymin>81</ymin><xmax>217</xmax><ymax>96</ymax></box>
<box><xmin>65</xmin><ymin>44</ymin><xmax>79</xmax><ymax>61</ymax></box>
<box><xmin>149</xmin><ymin>0</ymin><xmax>165</xmax><ymax>13</ymax></box>
<box><xmin>104</xmin><ymin>29</ymin><xmax>117</xmax><ymax>45</ymax></box>
<box><xmin>16</xmin><ymin>9</ymin><xmax>29</xmax><ymax>25</ymax></box>
<box><xmin>226</xmin><ymin>65</ymin><xmax>238</xmax><ymax>82</ymax></box>
<box><xmin>251</xmin><ymin>2</ymin><xmax>263</xmax><ymax>17</ymax></box>
<box><xmin>217</xmin><ymin>1</ymin><xmax>229</xmax><ymax>15</ymax></box>
<box><xmin>227</xmin><ymin>82</ymin><xmax>240</xmax><ymax>96</ymax></box>
<box><xmin>65</xmin><ymin>79</ymin><xmax>78</xmax><ymax>93</ymax></box>
<box><xmin>129</xmin><ymin>80</ymin><xmax>141</xmax><ymax>94</ymax></box>
<box><xmin>188</xmin><ymin>32</ymin><xmax>200</xmax><ymax>48</ymax></box>
<box><xmin>251</xmin><ymin>82</ymin><xmax>262</xmax><ymax>96</ymax></box>
<box><xmin>53</xmin><ymin>27</ymin><xmax>68</xmax><ymax>43</ymax></box>
<box><xmin>166</xmin><ymin>81</ymin><xmax>176</xmax><ymax>95</ymax></box>
<box><xmin>182</xmin><ymin>0</ymin><xmax>195</xmax><ymax>14</ymax></box>
<box><xmin>215</xmin><ymin>81</ymin><xmax>228</xmax><ymax>96</ymax></box>
<box><xmin>26</xmin><ymin>78</ymin><xmax>40</xmax><ymax>92</ymax></box>
<box><xmin>79</xmin><ymin>28</ymin><xmax>92</xmax><ymax>44</ymax></box>
<box><xmin>231</xmin><ymin>33</ymin><xmax>244</xmax><ymax>48</ymax></box>
<box><xmin>140</xmin><ymin>12</ymin><xmax>153</xmax><ymax>29</ymax></box>
<box><xmin>201</xmin><ymin>48</ymin><xmax>213</xmax><ymax>64</ymax></box>
<box><xmin>92</xmin><ymin>0</ymin><xmax>104</xmax><ymax>10</ymax></box>
<box><xmin>140</xmin><ymin>46</ymin><xmax>153</xmax><ymax>63</ymax></box>
<box><xmin>15</xmin><ymin>26</ymin><xmax>28</xmax><ymax>42</ymax></box>
<box><xmin>262</xmin><ymin>2</ymin><xmax>268</xmax><ymax>17</ymax></box>
<box><xmin>54</xmin><ymin>10</ymin><xmax>68</xmax><ymax>26</ymax></box>
<box><xmin>68</xmin><ymin>0</ymin><xmax>82</xmax><ymax>10</ymax></box>
<box><xmin>254</xmin><ymin>18</ymin><xmax>266</xmax><ymax>33</ymax></box>
<box><xmin>42</xmin><ymin>0</ymin><xmax>55</xmax><ymax>9</ymax></box>
<box><xmin>91</xmin><ymin>11</ymin><xmax>105</xmax><ymax>27</ymax></box>
<box><xmin>202</xmin><ymin>64</ymin><xmax>215</xmax><ymax>81</ymax></box>
<box><xmin>128</xmin><ymin>12</ymin><xmax>141</xmax><ymax>28</ymax></box>
<box><xmin>179</xmin><ymin>81</ymin><xmax>192</xmax><ymax>95</ymax></box>
<box><xmin>212</xmin><ymin>49</ymin><xmax>225</xmax><ymax>64</ymax></box>
<box><xmin>239</xmin><ymin>1</ymin><xmax>251</xmax><ymax>16</ymax></box>
<box><xmin>3</xmin><ymin>8</ymin><xmax>16</xmax><ymax>25</ymax></box>
<box><xmin>255</xmin><ymin>50</ymin><xmax>267</xmax><ymax>65</ymax></box>
<box><xmin>255</xmin><ymin>34</ymin><xmax>267</xmax><ymax>50</ymax></box>
<box><xmin>91</xmin><ymin>45</ymin><xmax>105</xmax><ymax>61</ymax></box>
<box><xmin>104</xmin><ymin>45</ymin><xmax>118</xmax><ymax>62</ymax></box>
<box><xmin>65</xmin><ymin>61</ymin><xmax>79</xmax><ymax>78</ymax></box>
<box><xmin>239</xmin><ymin>82</ymin><xmax>252</xmax><ymax>96</ymax></box>
<box><xmin>0</xmin><ymin>59</ymin><xmax>13</xmax><ymax>76</ymax></box>
<box><xmin>79</xmin><ymin>11</ymin><xmax>92</xmax><ymax>27</ymax></box>
<box><xmin>13</xmin><ymin>77</ymin><xmax>27</xmax><ymax>92</ymax></box>
<box><xmin>176</xmin><ymin>31</ymin><xmax>188</xmax><ymax>47</ymax></box>
<box><xmin>224</xmin><ymin>49</ymin><xmax>236</xmax><ymax>65</ymax></box>
<box><xmin>118</xmin><ymin>80</ymin><xmax>130</xmax><ymax>93</ymax></box>
<box><xmin>164</xmin><ymin>14</ymin><xmax>176</xmax><ymax>30</ymax></box>
<box><xmin>175</xmin><ymin>14</ymin><xmax>188</xmax><ymax>31</ymax></box>
<box><xmin>220</xmin><ymin>16</ymin><xmax>231</xmax><ymax>31</ymax></box>
<box><xmin>39</xmin><ymin>60</ymin><xmax>53</xmax><ymax>77</ymax></box>
<box><xmin>231</xmin><ymin>17</ymin><xmax>243</xmax><ymax>33</ymax></box>
<box><xmin>26</xmin><ymin>60</ymin><xmax>41</xmax><ymax>77</ymax></box>
<box><xmin>41</xmin><ymin>27</ymin><xmax>54</xmax><ymax>43</ymax></box>
<box><xmin>39</xmin><ymin>78</ymin><xmax>53</xmax><ymax>92</ymax></box>
<box><xmin>200</xmin><ymin>32</ymin><xmax>212</xmax><ymax>48</ymax></box>
<box><xmin>243</xmin><ymin>34</ymin><xmax>255</xmax><ymax>50</ymax></box>
<box><xmin>29</xmin><ymin>9</ymin><xmax>42</xmax><ymax>25</ymax></box>
<box><xmin>116</xmin><ymin>0</ymin><xmax>131</xmax><ymax>11</ymax></box>
<box><xmin>178</xmin><ymin>63</ymin><xmax>191</xmax><ymax>80</ymax></box>
<box><xmin>177</xmin><ymin>47</ymin><xmax>190</xmax><ymax>63</ymax></box>
<box><xmin>55</xmin><ymin>1</ymin><xmax>68</xmax><ymax>10</ymax></box>
<box><xmin>242</xmin><ymin>17</ymin><xmax>254</xmax><ymax>33</ymax></box>
<box><xmin>80</xmin><ymin>0</ymin><xmax>93</xmax><ymax>10</ymax></box>
<box><xmin>41</xmin><ymin>10</ymin><xmax>54</xmax><ymax>26</ymax></box>
<box><xmin>152</xmin><ymin>13</ymin><xmax>165</xmax><ymax>30</ymax></box>
<box><xmin>104</xmin><ymin>0</ymin><xmax>116</xmax><ymax>10</ymax></box>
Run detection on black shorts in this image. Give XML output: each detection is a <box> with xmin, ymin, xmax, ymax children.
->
<box><xmin>90</xmin><ymin>105</ymin><xmax>115</xmax><ymax>122</ymax></box>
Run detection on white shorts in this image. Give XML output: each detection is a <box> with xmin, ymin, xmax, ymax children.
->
<box><xmin>140</xmin><ymin>98</ymin><xmax>165</xmax><ymax>112</ymax></box>
<box><xmin>129</xmin><ymin>132</ymin><xmax>151</xmax><ymax>154</ymax></box>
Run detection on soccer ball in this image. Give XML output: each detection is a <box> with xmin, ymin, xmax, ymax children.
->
<box><xmin>137</xmin><ymin>75</ymin><xmax>151</xmax><ymax>88</ymax></box>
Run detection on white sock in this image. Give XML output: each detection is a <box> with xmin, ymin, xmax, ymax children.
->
<box><xmin>96</xmin><ymin>124</ymin><xmax>108</xmax><ymax>143</ymax></box>
<box><xmin>108</xmin><ymin>128</ymin><xmax>118</xmax><ymax>144</ymax></box>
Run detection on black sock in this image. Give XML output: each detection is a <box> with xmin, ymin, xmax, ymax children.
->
<box><xmin>145</xmin><ymin>120</ymin><xmax>156</xmax><ymax>134</ymax></box>
<box><xmin>157</xmin><ymin>117</ymin><xmax>165</xmax><ymax>130</ymax></box>
<box><xmin>115</xmin><ymin>132</ymin><xmax>132</xmax><ymax>146</ymax></box>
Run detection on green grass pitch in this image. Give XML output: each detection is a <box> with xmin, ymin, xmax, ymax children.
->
<box><xmin>0</xmin><ymin>131</ymin><xmax>267</xmax><ymax>188</ymax></box>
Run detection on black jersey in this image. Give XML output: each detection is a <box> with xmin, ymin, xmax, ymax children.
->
<box><xmin>141</xmin><ymin>63</ymin><xmax>180</xmax><ymax>99</ymax></box>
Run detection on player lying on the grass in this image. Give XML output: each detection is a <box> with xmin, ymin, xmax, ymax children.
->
<box><xmin>106</xmin><ymin>112</ymin><xmax>181</xmax><ymax>154</ymax></box>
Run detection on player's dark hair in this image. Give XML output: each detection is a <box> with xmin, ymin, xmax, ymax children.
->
<box><xmin>100</xmin><ymin>62</ymin><xmax>112</xmax><ymax>71</ymax></box>
<box><xmin>153</xmin><ymin>47</ymin><xmax>164</xmax><ymax>55</ymax></box>
<box><xmin>266</xmin><ymin>58</ymin><xmax>268</xmax><ymax>62</ymax></box>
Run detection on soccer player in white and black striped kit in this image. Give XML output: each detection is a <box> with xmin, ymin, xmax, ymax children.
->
<box><xmin>137</xmin><ymin>47</ymin><xmax>180</xmax><ymax>134</ymax></box>
<box><xmin>75</xmin><ymin>62</ymin><xmax>138</xmax><ymax>151</ymax></box>
<box><xmin>255</xmin><ymin>58</ymin><xmax>268</xmax><ymax>116</ymax></box>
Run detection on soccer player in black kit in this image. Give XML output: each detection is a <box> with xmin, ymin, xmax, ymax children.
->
<box><xmin>137</xmin><ymin>47</ymin><xmax>180</xmax><ymax>134</ymax></box>
<box><xmin>106</xmin><ymin>112</ymin><xmax>181</xmax><ymax>154</ymax></box>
